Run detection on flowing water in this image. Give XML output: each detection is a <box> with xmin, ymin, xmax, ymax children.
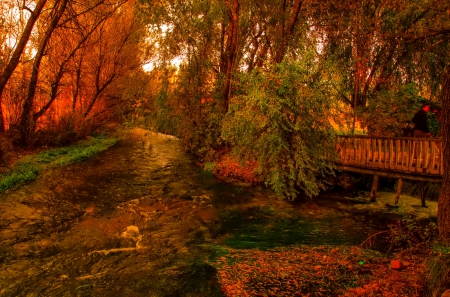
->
<box><xmin>0</xmin><ymin>128</ymin><xmax>396</xmax><ymax>297</ymax></box>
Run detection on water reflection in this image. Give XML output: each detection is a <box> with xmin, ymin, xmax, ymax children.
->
<box><xmin>0</xmin><ymin>128</ymin><xmax>394</xmax><ymax>296</ymax></box>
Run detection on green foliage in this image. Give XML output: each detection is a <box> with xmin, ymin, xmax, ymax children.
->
<box><xmin>428</xmin><ymin>111</ymin><xmax>441</xmax><ymax>137</ymax></box>
<box><xmin>222</xmin><ymin>60</ymin><xmax>337</xmax><ymax>199</ymax></box>
<box><xmin>387</xmin><ymin>214</ymin><xmax>437</xmax><ymax>253</ymax></box>
<box><xmin>0</xmin><ymin>136</ymin><xmax>116</xmax><ymax>193</ymax></box>
<box><xmin>357</xmin><ymin>83</ymin><xmax>423</xmax><ymax>136</ymax></box>
<box><xmin>178</xmin><ymin>103</ymin><xmax>222</xmax><ymax>161</ymax></box>
<box><xmin>173</xmin><ymin>58</ymin><xmax>223</xmax><ymax>161</ymax></box>
<box><xmin>0</xmin><ymin>169</ymin><xmax>38</xmax><ymax>192</ymax></box>
<box><xmin>154</xmin><ymin>78</ymin><xmax>180</xmax><ymax>135</ymax></box>
<box><xmin>203</xmin><ymin>162</ymin><xmax>217</xmax><ymax>172</ymax></box>
<box><xmin>425</xmin><ymin>253</ymin><xmax>450</xmax><ymax>297</ymax></box>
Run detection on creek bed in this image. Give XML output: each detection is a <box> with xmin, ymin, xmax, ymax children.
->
<box><xmin>0</xmin><ymin>128</ymin><xmax>415</xmax><ymax>296</ymax></box>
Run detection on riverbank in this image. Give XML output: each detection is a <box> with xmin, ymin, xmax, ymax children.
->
<box><xmin>0</xmin><ymin>126</ymin><xmax>444</xmax><ymax>296</ymax></box>
<box><xmin>0</xmin><ymin>134</ymin><xmax>117</xmax><ymax>194</ymax></box>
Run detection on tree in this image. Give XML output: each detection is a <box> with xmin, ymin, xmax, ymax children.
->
<box><xmin>0</xmin><ymin>0</ymin><xmax>48</xmax><ymax>132</ymax></box>
<box><xmin>273</xmin><ymin>0</ymin><xmax>304</xmax><ymax>63</ymax></box>
<box><xmin>222</xmin><ymin>56</ymin><xmax>337</xmax><ymax>198</ymax></box>
<box><xmin>314</xmin><ymin>0</ymin><xmax>449</xmax><ymax>132</ymax></box>
<box><xmin>221</xmin><ymin>0</ymin><xmax>239</xmax><ymax>113</ymax></box>
<box><xmin>52</xmin><ymin>0</ymin><xmax>142</xmax><ymax>137</ymax></box>
<box><xmin>18</xmin><ymin>0</ymin><xmax>68</xmax><ymax>144</ymax></box>
<box><xmin>2</xmin><ymin>0</ymin><xmax>143</xmax><ymax>145</ymax></box>
<box><xmin>438</xmin><ymin>65</ymin><xmax>450</xmax><ymax>244</ymax></box>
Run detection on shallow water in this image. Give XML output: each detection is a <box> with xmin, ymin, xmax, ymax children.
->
<box><xmin>0</xmin><ymin>128</ymin><xmax>393</xmax><ymax>296</ymax></box>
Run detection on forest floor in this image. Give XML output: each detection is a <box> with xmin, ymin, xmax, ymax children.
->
<box><xmin>211</xmin><ymin>191</ymin><xmax>439</xmax><ymax>297</ymax></box>
<box><xmin>0</xmin><ymin>126</ymin><xmax>445</xmax><ymax>297</ymax></box>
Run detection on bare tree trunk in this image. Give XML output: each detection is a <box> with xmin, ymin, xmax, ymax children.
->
<box><xmin>72</xmin><ymin>58</ymin><xmax>83</xmax><ymax>112</ymax></box>
<box><xmin>438</xmin><ymin>65</ymin><xmax>450</xmax><ymax>245</ymax></box>
<box><xmin>0</xmin><ymin>0</ymin><xmax>48</xmax><ymax>132</ymax></box>
<box><xmin>34</xmin><ymin>7</ymin><xmax>115</xmax><ymax>121</ymax></box>
<box><xmin>274</xmin><ymin>0</ymin><xmax>303</xmax><ymax>63</ymax></box>
<box><xmin>18</xmin><ymin>0</ymin><xmax>68</xmax><ymax>145</ymax></box>
<box><xmin>255</xmin><ymin>42</ymin><xmax>269</xmax><ymax>68</ymax></box>
<box><xmin>219</xmin><ymin>21</ymin><xmax>226</xmax><ymax>74</ymax></box>
<box><xmin>222</xmin><ymin>0</ymin><xmax>240</xmax><ymax>113</ymax></box>
<box><xmin>246</xmin><ymin>29</ymin><xmax>263</xmax><ymax>73</ymax></box>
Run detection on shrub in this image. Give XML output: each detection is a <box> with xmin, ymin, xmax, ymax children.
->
<box><xmin>425</xmin><ymin>253</ymin><xmax>450</xmax><ymax>297</ymax></box>
<box><xmin>222</xmin><ymin>61</ymin><xmax>337</xmax><ymax>199</ymax></box>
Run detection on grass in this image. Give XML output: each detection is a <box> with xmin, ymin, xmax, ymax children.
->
<box><xmin>0</xmin><ymin>135</ymin><xmax>116</xmax><ymax>193</ymax></box>
<box><xmin>424</xmin><ymin>246</ymin><xmax>450</xmax><ymax>296</ymax></box>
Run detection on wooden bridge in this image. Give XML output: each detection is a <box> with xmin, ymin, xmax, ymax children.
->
<box><xmin>335</xmin><ymin>135</ymin><xmax>443</xmax><ymax>206</ymax></box>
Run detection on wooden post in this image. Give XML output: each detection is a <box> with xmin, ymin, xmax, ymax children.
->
<box><xmin>395</xmin><ymin>178</ymin><xmax>403</xmax><ymax>205</ymax></box>
<box><xmin>358</xmin><ymin>138</ymin><xmax>362</xmax><ymax>164</ymax></box>
<box><xmin>372</xmin><ymin>138</ymin><xmax>376</xmax><ymax>166</ymax></box>
<box><xmin>416</xmin><ymin>141</ymin><xmax>422</xmax><ymax>172</ymax></box>
<box><xmin>389</xmin><ymin>140</ymin><xmax>394</xmax><ymax>169</ymax></box>
<box><xmin>394</xmin><ymin>140</ymin><xmax>399</xmax><ymax>169</ymax></box>
<box><xmin>342</xmin><ymin>138</ymin><xmax>347</xmax><ymax>163</ymax></box>
<box><xmin>377</xmin><ymin>139</ymin><xmax>382</xmax><ymax>168</ymax></box>
<box><xmin>420</xmin><ymin>181</ymin><xmax>426</xmax><ymax>207</ymax></box>
<box><xmin>370</xmin><ymin>175</ymin><xmax>379</xmax><ymax>202</ymax></box>
<box><xmin>408</xmin><ymin>140</ymin><xmax>414</xmax><ymax>170</ymax></box>
<box><xmin>440</xmin><ymin>141</ymin><xmax>444</xmax><ymax>175</ymax></box>
<box><xmin>429</xmin><ymin>141</ymin><xmax>436</xmax><ymax>172</ymax></box>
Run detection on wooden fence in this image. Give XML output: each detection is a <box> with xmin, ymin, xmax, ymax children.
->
<box><xmin>336</xmin><ymin>135</ymin><xmax>443</xmax><ymax>177</ymax></box>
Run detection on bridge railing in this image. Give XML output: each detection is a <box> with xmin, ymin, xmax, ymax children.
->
<box><xmin>336</xmin><ymin>135</ymin><xmax>443</xmax><ymax>176</ymax></box>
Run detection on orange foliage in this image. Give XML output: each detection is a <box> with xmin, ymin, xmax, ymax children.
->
<box><xmin>213</xmin><ymin>155</ymin><xmax>260</xmax><ymax>184</ymax></box>
<box><xmin>213</xmin><ymin>246</ymin><xmax>425</xmax><ymax>297</ymax></box>
<box><xmin>200</xmin><ymin>97</ymin><xmax>214</xmax><ymax>104</ymax></box>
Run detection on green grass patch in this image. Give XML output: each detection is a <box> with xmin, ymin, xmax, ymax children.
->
<box><xmin>0</xmin><ymin>135</ymin><xmax>116</xmax><ymax>193</ymax></box>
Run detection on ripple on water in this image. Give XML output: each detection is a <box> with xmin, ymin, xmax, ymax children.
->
<box><xmin>0</xmin><ymin>128</ymin><xmax>401</xmax><ymax>296</ymax></box>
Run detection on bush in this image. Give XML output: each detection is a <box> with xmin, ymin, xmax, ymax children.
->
<box><xmin>222</xmin><ymin>61</ymin><xmax>337</xmax><ymax>199</ymax></box>
<box><xmin>212</xmin><ymin>155</ymin><xmax>260</xmax><ymax>184</ymax></box>
<box><xmin>386</xmin><ymin>214</ymin><xmax>437</xmax><ymax>253</ymax></box>
<box><xmin>356</xmin><ymin>83</ymin><xmax>423</xmax><ymax>136</ymax></box>
<box><xmin>425</xmin><ymin>253</ymin><xmax>450</xmax><ymax>297</ymax></box>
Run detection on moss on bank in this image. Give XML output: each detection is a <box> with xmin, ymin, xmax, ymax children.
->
<box><xmin>0</xmin><ymin>135</ymin><xmax>116</xmax><ymax>193</ymax></box>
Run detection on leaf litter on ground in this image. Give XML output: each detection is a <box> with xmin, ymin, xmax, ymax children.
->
<box><xmin>211</xmin><ymin>245</ymin><xmax>425</xmax><ymax>296</ymax></box>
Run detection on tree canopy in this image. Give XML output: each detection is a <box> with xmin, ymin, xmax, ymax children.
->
<box><xmin>0</xmin><ymin>0</ymin><xmax>150</xmax><ymax>145</ymax></box>
<box><xmin>135</xmin><ymin>0</ymin><xmax>450</xmax><ymax>197</ymax></box>
<box><xmin>1</xmin><ymin>0</ymin><xmax>450</xmax><ymax>206</ymax></box>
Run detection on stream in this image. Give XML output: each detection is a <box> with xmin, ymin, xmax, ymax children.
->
<box><xmin>0</xmin><ymin>128</ymin><xmax>396</xmax><ymax>297</ymax></box>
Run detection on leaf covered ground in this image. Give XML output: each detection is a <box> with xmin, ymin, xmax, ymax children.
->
<box><xmin>211</xmin><ymin>245</ymin><xmax>425</xmax><ymax>297</ymax></box>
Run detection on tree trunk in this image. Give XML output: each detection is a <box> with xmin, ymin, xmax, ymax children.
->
<box><xmin>222</xmin><ymin>0</ymin><xmax>239</xmax><ymax>113</ymax></box>
<box><xmin>219</xmin><ymin>21</ymin><xmax>226</xmax><ymax>74</ymax></box>
<box><xmin>438</xmin><ymin>65</ymin><xmax>450</xmax><ymax>245</ymax></box>
<box><xmin>18</xmin><ymin>0</ymin><xmax>67</xmax><ymax>145</ymax></box>
<box><xmin>34</xmin><ymin>9</ymin><xmax>108</xmax><ymax>121</ymax></box>
<box><xmin>274</xmin><ymin>0</ymin><xmax>303</xmax><ymax>64</ymax></box>
<box><xmin>0</xmin><ymin>0</ymin><xmax>48</xmax><ymax>132</ymax></box>
<box><xmin>72</xmin><ymin>58</ymin><xmax>83</xmax><ymax>112</ymax></box>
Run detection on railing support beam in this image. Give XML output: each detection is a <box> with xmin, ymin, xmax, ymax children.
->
<box><xmin>370</xmin><ymin>175</ymin><xmax>379</xmax><ymax>202</ymax></box>
<box><xmin>395</xmin><ymin>178</ymin><xmax>403</xmax><ymax>205</ymax></box>
<box><xmin>420</xmin><ymin>181</ymin><xmax>426</xmax><ymax>207</ymax></box>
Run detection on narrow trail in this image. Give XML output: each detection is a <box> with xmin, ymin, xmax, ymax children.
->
<box><xmin>0</xmin><ymin>128</ymin><xmax>403</xmax><ymax>296</ymax></box>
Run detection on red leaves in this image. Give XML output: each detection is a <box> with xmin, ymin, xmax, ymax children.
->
<box><xmin>214</xmin><ymin>155</ymin><xmax>260</xmax><ymax>184</ymax></box>
<box><xmin>212</xmin><ymin>246</ymin><xmax>424</xmax><ymax>296</ymax></box>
